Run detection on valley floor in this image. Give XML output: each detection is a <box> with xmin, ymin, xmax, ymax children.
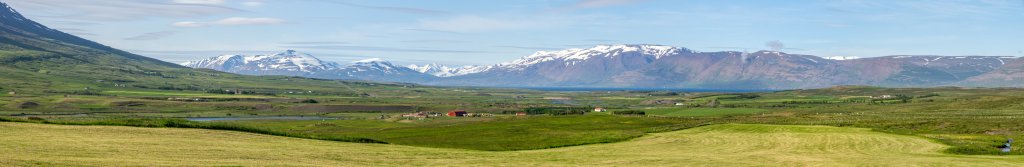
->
<box><xmin>2</xmin><ymin>122</ymin><xmax>1020</xmax><ymax>166</ymax></box>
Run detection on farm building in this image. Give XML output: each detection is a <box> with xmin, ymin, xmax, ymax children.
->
<box><xmin>516</xmin><ymin>112</ymin><xmax>527</xmax><ymax>116</ymax></box>
<box><xmin>872</xmin><ymin>95</ymin><xmax>895</xmax><ymax>99</ymax></box>
<box><xmin>447</xmin><ymin>110</ymin><xmax>468</xmax><ymax>117</ymax></box>
<box><xmin>593</xmin><ymin>108</ymin><xmax>607</xmax><ymax>112</ymax></box>
<box><xmin>7</xmin><ymin>91</ymin><xmax>15</xmax><ymax>95</ymax></box>
<box><xmin>675</xmin><ymin>102</ymin><xmax>685</xmax><ymax>106</ymax></box>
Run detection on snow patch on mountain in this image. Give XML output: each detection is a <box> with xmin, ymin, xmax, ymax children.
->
<box><xmin>496</xmin><ymin>44</ymin><xmax>690</xmax><ymax>71</ymax></box>
<box><xmin>182</xmin><ymin>50</ymin><xmax>339</xmax><ymax>73</ymax></box>
<box><xmin>408</xmin><ymin>63</ymin><xmax>491</xmax><ymax>77</ymax></box>
<box><xmin>825</xmin><ymin>56</ymin><xmax>861</xmax><ymax>60</ymax></box>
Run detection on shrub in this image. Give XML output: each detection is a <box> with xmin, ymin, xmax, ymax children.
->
<box><xmin>614</xmin><ymin>110</ymin><xmax>646</xmax><ymax>115</ymax></box>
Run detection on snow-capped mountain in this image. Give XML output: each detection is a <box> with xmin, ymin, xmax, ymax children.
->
<box><xmin>325</xmin><ymin>58</ymin><xmax>436</xmax><ymax>82</ymax></box>
<box><xmin>182</xmin><ymin>46</ymin><xmax>1024</xmax><ymax>89</ymax></box>
<box><xmin>183</xmin><ymin>50</ymin><xmax>340</xmax><ymax>76</ymax></box>
<box><xmin>408</xmin><ymin>64</ymin><xmax>491</xmax><ymax>77</ymax></box>
<box><xmin>183</xmin><ymin>51</ymin><xmax>435</xmax><ymax>83</ymax></box>
<box><xmin>495</xmin><ymin>44</ymin><xmax>690</xmax><ymax>71</ymax></box>
<box><xmin>429</xmin><ymin>44</ymin><xmax>1019</xmax><ymax>89</ymax></box>
<box><xmin>825</xmin><ymin>56</ymin><xmax>860</xmax><ymax>60</ymax></box>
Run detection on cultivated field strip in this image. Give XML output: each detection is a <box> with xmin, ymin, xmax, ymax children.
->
<box><xmin>1</xmin><ymin>123</ymin><xmax>1021</xmax><ymax>166</ymax></box>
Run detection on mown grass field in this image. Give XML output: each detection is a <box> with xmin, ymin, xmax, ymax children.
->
<box><xmin>2</xmin><ymin>122</ymin><xmax>1021</xmax><ymax>166</ymax></box>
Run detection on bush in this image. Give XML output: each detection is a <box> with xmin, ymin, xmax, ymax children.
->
<box><xmin>614</xmin><ymin>110</ymin><xmax>646</xmax><ymax>115</ymax></box>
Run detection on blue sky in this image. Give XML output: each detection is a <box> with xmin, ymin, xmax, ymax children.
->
<box><xmin>6</xmin><ymin>0</ymin><xmax>1024</xmax><ymax>65</ymax></box>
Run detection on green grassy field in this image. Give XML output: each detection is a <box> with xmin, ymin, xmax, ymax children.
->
<box><xmin>226</xmin><ymin>115</ymin><xmax>700</xmax><ymax>150</ymax></box>
<box><xmin>640</xmin><ymin>107</ymin><xmax>767</xmax><ymax>117</ymax></box>
<box><xmin>4</xmin><ymin>86</ymin><xmax>1024</xmax><ymax>155</ymax></box>
<box><xmin>2</xmin><ymin>122</ymin><xmax>1021</xmax><ymax>166</ymax></box>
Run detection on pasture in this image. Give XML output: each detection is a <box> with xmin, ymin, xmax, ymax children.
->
<box><xmin>2</xmin><ymin>122</ymin><xmax>1021</xmax><ymax>166</ymax></box>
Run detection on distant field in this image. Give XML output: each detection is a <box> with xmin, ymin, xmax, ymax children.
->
<box><xmin>102</xmin><ymin>90</ymin><xmax>274</xmax><ymax>98</ymax></box>
<box><xmin>641</xmin><ymin>107</ymin><xmax>767</xmax><ymax>117</ymax></box>
<box><xmin>2</xmin><ymin>122</ymin><xmax>1020</xmax><ymax>166</ymax></box>
<box><xmin>226</xmin><ymin>115</ymin><xmax>698</xmax><ymax>151</ymax></box>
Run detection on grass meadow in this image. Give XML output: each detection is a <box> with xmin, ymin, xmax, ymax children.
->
<box><xmin>2</xmin><ymin>122</ymin><xmax>1021</xmax><ymax>166</ymax></box>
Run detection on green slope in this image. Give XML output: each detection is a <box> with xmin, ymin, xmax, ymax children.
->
<box><xmin>0</xmin><ymin>2</ymin><xmax>384</xmax><ymax>96</ymax></box>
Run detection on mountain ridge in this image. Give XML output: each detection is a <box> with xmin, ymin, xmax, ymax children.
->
<box><xmin>183</xmin><ymin>45</ymin><xmax>1022</xmax><ymax>89</ymax></box>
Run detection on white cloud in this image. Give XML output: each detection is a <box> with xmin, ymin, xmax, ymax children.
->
<box><xmin>241</xmin><ymin>1</ymin><xmax>264</xmax><ymax>7</ymax></box>
<box><xmin>4</xmin><ymin>0</ymin><xmax>240</xmax><ymax>21</ymax></box>
<box><xmin>214</xmin><ymin>17</ymin><xmax>285</xmax><ymax>25</ymax></box>
<box><xmin>124</xmin><ymin>31</ymin><xmax>177</xmax><ymax>40</ymax></box>
<box><xmin>417</xmin><ymin>15</ymin><xmax>576</xmax><ymax>33</ymax></box>
<box><xmin>172</xmin><ymin>17</ymin><xmax>286</xmax><ymax>28</ymax></box>
<box><xmin>573</xmin><ymin>0</ymin><xmax>646</xmax><ymax>8</ymax></box>
<box><xmin>173</xmin><ymin>0</ymin><xmax>226</xmax><ymax>5</ymax></box>
<box><xmin>171</xmin><ymin>21</ymin><xmax>208</xmax><ymax>28</ymax></box>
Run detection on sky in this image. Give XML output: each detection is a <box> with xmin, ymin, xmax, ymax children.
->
<box><xmin>5</xmin><ymin>0</ymin><xmax>1024</xmax><ymax>66</ymax></box>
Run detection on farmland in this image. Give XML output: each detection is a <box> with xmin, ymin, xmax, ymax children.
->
<box><xmin>2</xmin><ymin>122</ymin><xmax>1022</xmax><ymax>166</ymax></box>
<box><xmin>3</xmin><ymin>85</ymin><xmax>1024</xmax><ymax>165</ymax></box>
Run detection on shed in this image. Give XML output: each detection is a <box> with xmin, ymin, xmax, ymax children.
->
<box><xmin>594</xmin><ymin>108</ymin><xmax>607</xmax><ymax>112</ymax></box>
<box><xmin>516</xmin><ymin>112</ymin><xmax>527</xmax><ymax>116</ymax></box>
<box><xmin>447</xmin><ymin>110</ymin><xmax>468</xmax><ymax>117</ymax></box>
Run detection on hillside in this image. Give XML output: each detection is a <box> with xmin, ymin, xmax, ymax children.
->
<box><xmin>0</xmin><ymin>2</ymin><xmax>381</xmax><ymax>96</ymax></box>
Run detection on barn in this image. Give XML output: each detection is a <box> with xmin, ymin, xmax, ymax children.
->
<box><xmin>447</xmin><ymin>110</ymin><xmax>468</xmax><ymax>117</ymax></box>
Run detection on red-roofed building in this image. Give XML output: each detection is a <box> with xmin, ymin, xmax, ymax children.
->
<box><xmin>447</xmin><ymin>110</ymin><xmax>468</xmax><ymax>117</ymax></box>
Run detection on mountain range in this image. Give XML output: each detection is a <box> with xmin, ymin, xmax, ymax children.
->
<box><xmin>3</xmin><ymin>0</ymin><xmax>1019</xmax><ymax>91</ymax></box>
<box><xmin>184</xmin><ymin>45</ymin><xmax>1024</xmax><ymax>89</ymax></box>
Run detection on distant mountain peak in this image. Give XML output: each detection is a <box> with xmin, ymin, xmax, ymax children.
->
<box><xmin>183</xmin><ymin>50</ymin><xmax>338</xmax><ymax>73</ymax></box>
<box><xmin>497</xmin><ymin>44</ymin><xmax>692</xmax><ymax>70</ymax></box>
<box><xmin>408</xmin><ymin>63</ymin><xmax>490</xmax><ymax>77</ymax></box>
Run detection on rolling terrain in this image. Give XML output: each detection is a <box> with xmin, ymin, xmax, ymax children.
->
<box><xmin>3</xmin><ymin>1</ymin><xmax>1024</xmax><ymax>166</ymax></box>
<box><xmin>2</xmin><ymin>122</ymin><xmax>1021</xmax><ymax>166</ymax></box>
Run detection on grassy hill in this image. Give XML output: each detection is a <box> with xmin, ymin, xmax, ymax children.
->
<box><xmin>0</xmin><ymin>2</ymin><xmax>421</xmax><ymax>97</ymax></box>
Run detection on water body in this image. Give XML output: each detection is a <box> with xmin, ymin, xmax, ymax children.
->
<box><xmin>186</xmin><ymin>116</ymin><xmax>336</xmax><ymax>122</ymax></box>
<box><xmin>517</xmin><ymin>87</ymin><xmax>776</xmax><ymax>93</ymax></box>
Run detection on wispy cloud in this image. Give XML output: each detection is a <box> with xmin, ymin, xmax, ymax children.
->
<box><xmin>124</xmin><ymin>31</ymin><xmax>177</xmax><ymax>40</ymax></box>
<box><xmin>171</xmin><ymin>21</ymin><xmax>207</xmax><ymax>28</ymax></box>
<box><xmin>173</xmin><ymin>0</ymin><xmax>225</xmax><ymax>5</ymax></box>
<box><xmin>548</xmin><ymin>0</ymin><xmax>648</xmax><ymax>13</ymax></box>
<box><xmin>493</xmin><ymin>45</ymin><xmax>564</xmax><ymax>51</ymax></box>
<box><xmin>572</xmin><ymin>0</ymin><xmax>648</xmax><ymax>8</ymax></box>
<box><xmin>283</xmin><ymin>41</ymin><xmax>351</xmax><ymax>45</ymax></box>
<box><xmin>214</xmin><ymin>17</ymin><xmax>285</xmax><ymax>25</ymax></box>
<box><xmin>284</xmin><ymin>44</ymin><xmax>488</xmax><ymax>53</ymax></box>
<box><xmin>173</xmin><ymin>17</ymin><xmax>286</xmax><ymax>27</ymax></box>
<box><xmin>400</xmin><ymin>39</ymin><xmax>468</xmax><ymax>44</ymax></box>
<box><xmin>241</xmin><ymin>1</ymin><xmax>264</xmax><ymax>7</ymax></box>
<box><xmin>416</xmin><ymin>15</ymin><xmax>578</xmax><ymax>33</ymax></box>
<box><xmin>403</xmin><ymin>28</ymin><xmax>467</xmax><ymax>34</ymax></box>
<box><xmin>54</xmin><ymin>27</ymin><xmax>97</xmax><ymax>36</ymax></box>
<box><xmin>4</xmin><ymin>0</ymin><xmax>242</xmax><ymax>21</ymax></box>
<box><xmin>318</xmin><ymin>0</ymin><xmax>450</xmax><ymax>15</ymax></box>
